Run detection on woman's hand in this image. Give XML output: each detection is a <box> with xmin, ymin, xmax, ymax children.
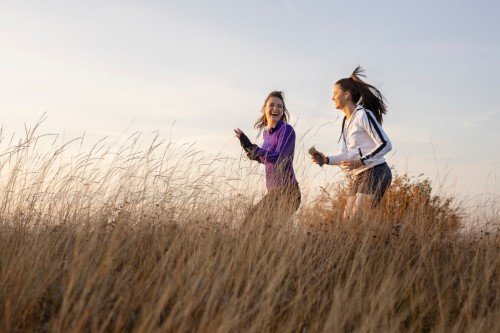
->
<box><xmin>340</xmin><ymin>159</ymin><xmax>363</xmax><ymax>171</ymax></box>
<box><xmin>234</xmin><ymin>128</ymin><xmax>243</xmax><ymax>139</ymax></box>
<box><xmin>234</xmin><ymin>128</ymin><xmax>253</xmax><ymax>150</ymax></box>
<box><xmin>234</xmin><ymin>128</ymin><xmax>258</xmax><ymax>161</ymax></box>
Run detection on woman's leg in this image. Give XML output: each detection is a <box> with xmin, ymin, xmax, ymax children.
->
<box><xmin>243</xmin><ymin>186</ymin><xmax>300</xmax><ymax>227</ymax></box>
<box><xmin>279</xmin><ymin>184</ymin><xmax>301</xmax><ymax>221</ymax></box>
<box><xmin>242</xmin><ymin>192</ymin><xmax>274</xmax><ymax>228</ymax></box>
<box><xmin>343</xmin><ymin>175</ymin><xmax>362</xmax><ymax>220</ymax></box>
<box><xmin>352</xmin><ymin>193</ymin><xmax>374</xmax><ymax>217</ymax></box>
<box><xmin>343</xmin><ymin>196</ymin><xmax>356</xmax><ymax>220</ymax></box>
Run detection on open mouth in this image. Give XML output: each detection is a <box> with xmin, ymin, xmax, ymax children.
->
<box><xmin>270</xmin><ymin>112</ymin><xmax>281</xmax><ymax>117</ymax></box>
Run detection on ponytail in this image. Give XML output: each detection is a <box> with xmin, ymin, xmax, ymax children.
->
<box><xmin>336</xmin><ymin>66</ymin><xmax>387</xmax><ymax>124</ymax></box>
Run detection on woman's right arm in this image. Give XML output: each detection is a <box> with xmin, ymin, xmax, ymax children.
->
<box><xmin>326</xmin><ymin>142</ymin><xmax>349</xmax><ymax>165</ymax></box>
<box><xmin>311</xmin><ymin>141</ymin><xmax>348</xmax><ymax>166</ymax></box>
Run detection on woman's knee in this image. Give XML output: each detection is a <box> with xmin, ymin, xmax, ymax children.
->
<box><xmin>344</xmin><ymin>193</ymin><xmax>374</xmax><ymax>219</ymax></box>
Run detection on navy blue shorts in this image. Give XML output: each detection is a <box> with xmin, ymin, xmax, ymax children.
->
<box><xmin>349</xmin><ymin>163</ymin><xmax>392</xmax><ymax>207</ymax></box>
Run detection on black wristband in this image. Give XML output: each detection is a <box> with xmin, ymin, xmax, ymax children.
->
<box><xmin>246</xmin><ymin>144</ymin><xmax>259</xmax><ymax>160</ymax></box>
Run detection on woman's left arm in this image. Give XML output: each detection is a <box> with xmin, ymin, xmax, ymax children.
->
<box><xmin>358</xmin><ymin>112</ymin><xmax>392</xmax><ymax>164</ymax></box>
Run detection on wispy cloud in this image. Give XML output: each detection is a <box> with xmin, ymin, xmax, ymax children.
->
<box><xmin>463</xmin><ymin>110</ymin><xmax>500</xmax><ymax>129</ymax></box>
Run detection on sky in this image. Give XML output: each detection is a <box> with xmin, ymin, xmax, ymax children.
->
<box><xmin>1</xmin><ymin>0</ymin><xmax>499</xmax><ymax>206</ymax></box>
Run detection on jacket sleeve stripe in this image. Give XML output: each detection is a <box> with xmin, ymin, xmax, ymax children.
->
<box><xmin>361</xmin><ymin>111</ymin><xmax>387</xmax><ymax>162</ymax></box>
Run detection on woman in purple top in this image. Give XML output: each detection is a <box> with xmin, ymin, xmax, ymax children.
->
<box><xmin>234</xmin><ymin>91</ymin><xmax>300</xmax><ymax>226</ymax></box>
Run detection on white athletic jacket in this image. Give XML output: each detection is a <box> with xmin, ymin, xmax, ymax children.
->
<box><xmin>327</xmin><ymin>105</ymin><xmax>392</xmax><ymax>175</ymax></box>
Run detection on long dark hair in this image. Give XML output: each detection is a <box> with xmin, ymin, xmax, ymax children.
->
<box><xmin>254</xmin><ymin>91</ymin><xmax>290</xmax><ymax>129</ymax></box>
<box><xmin>336</xmin><ymin>66</ymin><xmax>387</xmax><ymax>124</ymax></box>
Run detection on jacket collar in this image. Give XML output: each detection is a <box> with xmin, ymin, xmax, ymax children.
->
<box><xmin>267</xmin><ymin>120</ymin><xmax>284</xmax><ymax>134</ymax></box>
<box><xmin>344</xmin><ymin>104</ymin><xmax>364</xmax><ymax>123</ymax></box>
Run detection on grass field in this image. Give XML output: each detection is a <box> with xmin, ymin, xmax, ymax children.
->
<box><xmin>0</xmin><ymin>125</ymin><xmax>498</xmax><ymax>332</ymax></box>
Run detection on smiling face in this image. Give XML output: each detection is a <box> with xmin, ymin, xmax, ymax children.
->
<box><xmin>264</xmin><ymin>96</ymin><xmax>284</xmax><ymax>127</ymax></box>
<box><xmin>332</xmin><ymin>84</ymin><xmax>350</xmax><ymax>110</ymax></box>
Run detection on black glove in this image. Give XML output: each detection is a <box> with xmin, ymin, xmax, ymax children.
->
<box><xmin>238</xmin><ymin>132</ymin><xmax>254</xmax><ymax>151</ymax></box>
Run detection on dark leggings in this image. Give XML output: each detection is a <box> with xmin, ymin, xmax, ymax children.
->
<box><xmin>243</xmin><ymin>184</ymin><xmax>301</xmax><ymax>227</ymax></box>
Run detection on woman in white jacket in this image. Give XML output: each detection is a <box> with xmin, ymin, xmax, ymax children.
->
<box><xmin>312</xmin><ymin>66</ymin><xmax>392</xmax><ymax>219</ymax></box>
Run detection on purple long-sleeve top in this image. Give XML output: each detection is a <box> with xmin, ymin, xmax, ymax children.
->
<box><xmin>253</xmin><ymin>121</ymin><xmax>298</xmax><ymax>190</ymax></box>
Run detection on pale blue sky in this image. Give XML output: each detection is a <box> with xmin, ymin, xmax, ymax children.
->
<box><xmin>1</xmin><ymin>0</ymin><xmax>499</xmax><ymax>203</ymax></box>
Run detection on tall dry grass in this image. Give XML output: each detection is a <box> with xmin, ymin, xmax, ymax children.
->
<box><xmin>0</xmin><ymin>123</ymin><xmax>498</xmax><ymax>332</ymax></box>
